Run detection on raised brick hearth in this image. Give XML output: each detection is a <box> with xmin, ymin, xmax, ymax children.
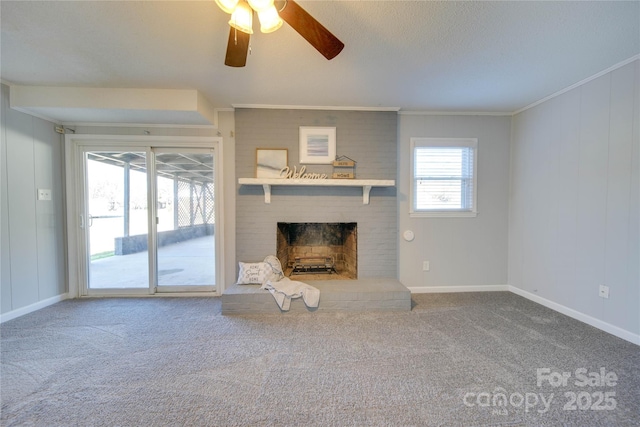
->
<box><xmin>222</xmin><ymin>278</ymin><xmax>411</xmax><ymax>314</ymax></box>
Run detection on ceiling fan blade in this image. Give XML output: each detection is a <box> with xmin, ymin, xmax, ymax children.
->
<box><xmin>278</xmin><ymin>0</ymin><xmax>344</xmax><ymax>60</ymax></box>
<box><xmin>225</xmin><ymin>27</ymin><xmax>251</xmax><ymax>67</ymax></box>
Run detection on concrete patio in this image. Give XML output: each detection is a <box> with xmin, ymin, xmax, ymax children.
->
<box><xmin>89</xmin><ymin>235</ymin><xmax>215</xmax><ymax>289</ymax></box>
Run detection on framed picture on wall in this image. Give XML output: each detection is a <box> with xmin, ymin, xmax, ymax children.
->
<box><xmin>256</xmin><ymin>148</ymin><xmax>288</xmax><ymax>178</ymax></box>
<box><xmin>299</xmin><ymin>126</ymin><xmax>336</xmax><ymax>164</ymax></box>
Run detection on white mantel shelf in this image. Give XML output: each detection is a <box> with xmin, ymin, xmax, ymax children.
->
<box><xmin>238</xmin><ymin>178</ymin><xmax>395</xmax><ymax>204</ymax></box>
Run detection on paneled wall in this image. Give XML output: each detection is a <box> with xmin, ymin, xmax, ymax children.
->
<box><xmin>235</xmin><ymin>109</ymin><xmax>397</xmax><ymax>279</ymax></box>
<box><xmin>509</xmin><ymin>60</ymin><xmax>639</xmax><ymax>336</ymax></box>
<box><xmin>397</xmin><ymin>114</ymin><xmax>511</xmax><ymax>290</ymax></box>
<box><xmin>1</xmin><ymin>84</ymin><xmax>66</xmax><ymax>316</ymax></box>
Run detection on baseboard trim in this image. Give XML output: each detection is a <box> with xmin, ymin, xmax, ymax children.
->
<box><xmin>0</xmin><ymin>293</ymin><xmax>70</xmax><ymax>323</ymax></box>
<box><xmin>408</xmin><ymin>284</ymin><xmax>639</xmax><ymax>345</ymax></box>
<box><xmin>509</xmin><ymin>286</ymin><xmax>640</xmax><ymax>346</ymax></box>
<box><xmin>3</xmin><ymin>287</ymin><xmax>638</xmax><ymax>346</ymax></box>
<box><xmin>408</xmin><ymin>285</ymin><xmax>509</xmax><ymax>293</ymax></box>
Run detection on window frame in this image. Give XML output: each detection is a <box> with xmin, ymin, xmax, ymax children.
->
<box><xmin>410</xmin><ymin>137</ymin><xmax>478</xmax><ymax>218</ymax></box>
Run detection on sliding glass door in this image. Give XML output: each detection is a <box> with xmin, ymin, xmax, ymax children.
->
<box><xmin>80</xmin><ymin>144</ymin><xmax>218</xmax><ymax>294</ymax></box>
<box><xmin>86</xmin><ymin>151</ymin><xmax>149</xmax><ymax>289</ymax></box>
<box><xmin>154</xmin><ymin>149</ymin><xmax>215</xmax><ymax>292</ymax></box>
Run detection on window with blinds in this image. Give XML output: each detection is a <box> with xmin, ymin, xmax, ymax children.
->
<box><xmin>410</xmin><ymin>138</ymin><xmax>478</xmax><ymax>217</ymax></box>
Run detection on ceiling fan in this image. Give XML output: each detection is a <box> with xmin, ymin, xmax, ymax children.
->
<box><xmin>215</xmin><ymin>0</ymin><xmax>344</xmax><ymax>67</ymax></box>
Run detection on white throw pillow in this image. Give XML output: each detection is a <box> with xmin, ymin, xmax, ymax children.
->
<box><xmin>236</xmin><ymin>262</ymin><xmax>269</xmax><ymax>285</ymax></box>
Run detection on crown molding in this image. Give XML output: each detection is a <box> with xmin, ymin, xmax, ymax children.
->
<box><xmin>398</xmin><ymin>110</ymin><xmax>512</xmax><ymax>116</ymax></box>
<box><xmin>513</xmin><ymin>54</ymin><xmax>640</xmax><ymax>115</ymax></box>
<box><xmin>232</xmin><ymin>104</ymin><xmax>401</xmax><ymax>112</ymax></box>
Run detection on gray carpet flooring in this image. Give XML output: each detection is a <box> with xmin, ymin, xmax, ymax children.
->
<box><xmin>1</xmin><ymin>292</ymin><xmax>639</xmax><ymax>426</ymax></box>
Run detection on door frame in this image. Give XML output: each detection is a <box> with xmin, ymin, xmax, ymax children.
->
<box><xmin>64</xmin><ymin>134</ymin><xmax>225</xmax><ymax>297</ymax></box>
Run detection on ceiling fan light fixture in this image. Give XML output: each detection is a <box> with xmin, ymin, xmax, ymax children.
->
<box><xmin>229</xmin><ymin>0</ymin><xmax>254</xmax><ymax>34</ymax></box>
<box><xmin>215</xmin><ymin>0</ymin><xmax>240</xmax><ymax>14</ymax></box>
<box><xmin>258</xmin><ymin>6</ymin><xmax>283</xmax><ymax>33</ymax></box>
<box><xmin>248</xmin><ymin>0</ymin><xmax>274</xmax><ymax>12</ymax></box>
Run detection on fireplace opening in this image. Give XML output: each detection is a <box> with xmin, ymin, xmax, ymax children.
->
<box><xmin>277</xmin><ymin>222</ymin><xmax>357</xmax><ymax>280</ymax></box>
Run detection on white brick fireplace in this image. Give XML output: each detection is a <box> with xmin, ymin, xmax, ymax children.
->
<box><xmin>235</xmin><ymin>108</ymin><xmax>398</xmax><ymax>281</ymax></box>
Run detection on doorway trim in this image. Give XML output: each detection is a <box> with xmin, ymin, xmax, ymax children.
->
<box><xmin>64</xmin><ymin>134</ymin><xmax>225</xmax><ymax>298</ymax></box>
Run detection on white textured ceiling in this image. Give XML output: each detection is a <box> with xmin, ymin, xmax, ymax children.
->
<box><xmin>1</xmin><ymin>1</ymin><xmax>639</xmax><ymax>124</ymax></box>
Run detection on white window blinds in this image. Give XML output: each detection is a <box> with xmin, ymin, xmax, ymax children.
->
<box><xmin>410</xmin><ymin>138</ymin><xmax>477</xmax><ymax>217</ymax></box>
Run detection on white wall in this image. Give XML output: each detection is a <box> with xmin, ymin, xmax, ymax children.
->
<box><xmin>509</xmin><ymin>60</ymin><xmax>639</xmax><ymax>339</ymax></box>
<box><xmin>398</xmin><ymin>114</ymin><xmax>511</xmax><ymax>290</ymax></box>
<box><xmin>1</xmin><ymin>83</ymin><xmax>67</xmax><ymax>317</ymax></box>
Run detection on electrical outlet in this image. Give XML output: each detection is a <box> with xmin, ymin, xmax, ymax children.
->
<box><xmin>599</xmin><ymin>285</ymin><xmax>610</xmax><ymax>299</ymax></box>
<box><xmin>422</xmin><ymin>261</ymin><xmax>430</xmax><ymax>271</ymax></box>
<box><xmin>37</xmin><ymin>188</ymin><xmax>52</xmax><ymax>201</ymax></box>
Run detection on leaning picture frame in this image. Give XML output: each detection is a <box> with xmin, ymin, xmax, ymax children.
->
<box><xmin>256</xmin><ymin>148</ymin><xmax>288</xmax><ymax>178</ymax></box>
<box><xmin>299</xmin><ymin>126</ymin><xmax>336</xmax><ymax>164</ymax></box>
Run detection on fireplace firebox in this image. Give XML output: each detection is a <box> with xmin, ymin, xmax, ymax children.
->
<box><xmin>277</xmin><ymin>223</ymin><xmax>357</xmax><ymax>279</ymax></box>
